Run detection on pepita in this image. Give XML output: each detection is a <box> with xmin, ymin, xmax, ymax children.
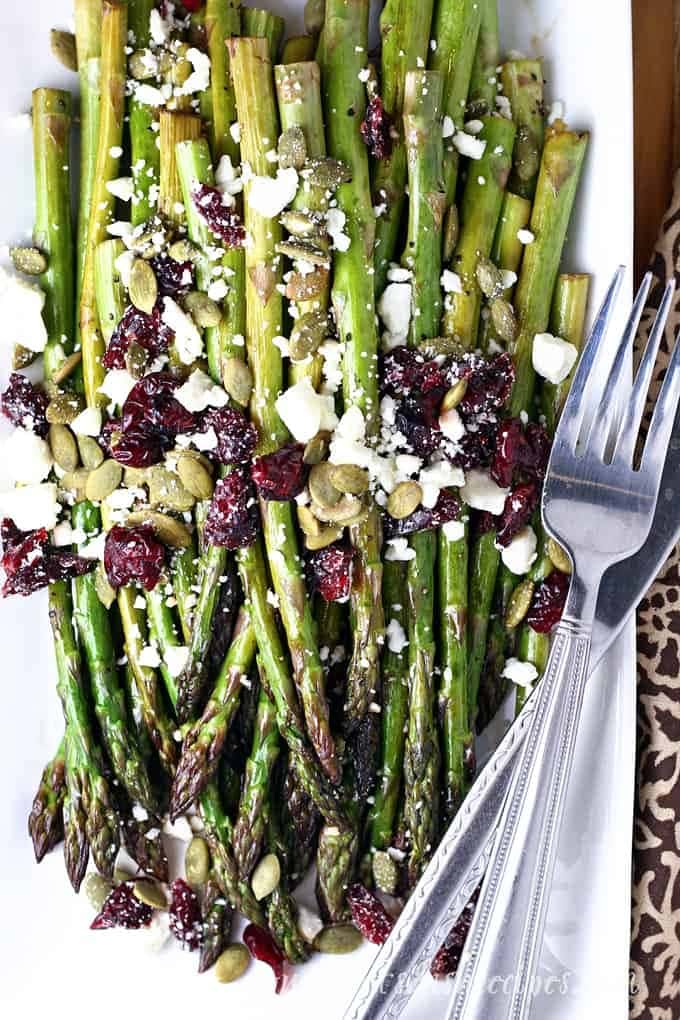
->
<box><xmin>275</xmin><ymin>239</ymin><xmax>331</xmax><ymax>268</ymax></box>
<box><xmin>313</xmin><ymin>494</ymin><xmax>363</xmax><ymax>524</ymax></box>
<box><xmin>46</xmin><ymin>391</ymin><xmax>84</xmax><ymax>425</ymax></box>
<box><xmin>49</xmin><ymin>423</ymin><xmax>79</xmax><ymax>472</ymax></box>
<box><xmin>305</xmin><ymin>525</ymin><xmax>344</xmax><ymax>550</ymax></box>
<box><xmin>184</xmin><ymin>291</ymin><xmax>222</xmax><ymax>328</ymax></box>
<box><xmin>214</xmin><ymin>944</ymin><xmax>250</xmax><ymax>983</ymax></box>
<box><xmin>289</xmin><ymin>310</ymin><xmax>328</xmax><ymax>361</ymax></box>
<box><xmin>50</xmin><ymin>29</ymin><xmax>78</xmax><ymax>72</ymax></box>
<box><xmin>222</xmin><ymin>357</ymin><xmax>253</xmax><ymax>406</ymax></box>
<box><xmin>547</xmin><ymin>537</ymin><xmax>572</xmax><ymax>575</ymax></box>
<box><xmin>280</xmin><ymin>210</ymin><xmax>323</xmax><ymax>239</ymax></box>
<box><xmin>126</xmin><ymin>510</ymin><xmax>193</xmax><ymax>548</ymax></box>
<box><xmin>129</xmin><ymin>258</ymin><xmax>158</xmax><ymax>315</ymax></box>
<box><xmin>476</xmin><ymin>256</ymin><xmax>503</xmax><ymax>300</ymax></box>
<box><xmin>125</xmin><ymin>340</ymin><xmax>149</xmax><ymax>380</ymax></box>
<box><xmin>490</xmin><ymin>297</ymin><xmax>518</xmax><ymax>344</ymax></box>
<box><xmin>94</xmin><ymin>562</ymin><xmax>117</xmax><ymax>609</ymax></box>
<box><xmin>9</xmin><ymin>245</ymin><xmax>47</xmax><ymax>276</ymax></box>
<box><xmin>297</xmin><ymin>504</ymin><xmax>322</xmax><ymax>538</ymax></box>
<box><xmin>442</xmin><ymin>203</ymin><xmax>459</xmax><ymax>264</ymax></box>
<box><xmin>305</xmin><ymin>157</ymin><xmax>352</xmax><ymax>192</ymax></box>
<box><xmin>251</xmin><ymin>853</ymin><xmax>281</xmax><ymax>901</ymax></box>
<box><xmin>52</xmin><ymin>350</ymin><xmax>83</xmax><ymax>385</ymax></box>
<box><xmin>387</xmin><ymin>480</ymin><xmax>422</xmax><ymax>520</ymax></box>
<box><xmin>308</xmin><ymin>461</ymin><xmax>341</xmax><ymax>509</ymax></box>
<box><xmin>85</xmin><ymin>459</ymin><xmax>123</xmax><ymax>503</ymax></box>
<box><xmin>504</xmin><ymin>579</ymin><xmax>535</xmax><ymax>629</ymax></box>
<box><xmin>185</xmin><ymin>836</ymin><xmax>211</xmax><ymax>886</ymax></box>
<box><xmin>124</xmin><ymin>466</ymin><xmax>150</xmax><ymax>488</ymax></box>
<box><xmin>77</xmin><ymin>434</ymin><xmax>105</xmax><ymax>470</ymax></box>
<box><xmin>60</xmin><ymin>468</ymin><xmax>90</xmax><ymax>499</ymax></box>
<box><xmin>128</xmin><ymin>49</ymin><xmax>157</xmax><ymax>81</ymax></box>
<box><xmin>12</xmin><ymin>344</ymin><xmax>37</xmax><ymax>370</ymax></box>
<box><xmin>114</xmin><ymin>866</ymin><xmax>133</xmax><ymax>884</ymax></box>
<box><xmin>133</xmin><ymin>879</ymin><xmax>167</xmax><ymax>910</ymax></box>
<box><xmin>278</xmin><ymin>126</ymin><xmax>307</xmax><ymax>170</ymax></box>
<box><xmin>303</xmin><ymin>432</ymin><xmax>330</xmax><ymax>466</ymax></box>
<box><xmin>285</xmin><ymin>267</ymin><xmax>329</xmax><ymax>302</ymax></box>
<box><xmin>329</xmin><ymin>464</ymin><xmax>369</xmax><ymax>496</ymax></box>
<box><xmin>440</xmin><ymin>378</ymin><xmax>468</xmax><ymax>412</ymax></box>
<box><xmin>314</xmin><ymin>924</ymin><xmax>364</xmax><ymax>955</ymax></box>
<box><xmin>372</xmin><ymin>850</ymin><xmax>400</xmax><ymax>895</ymax></box>
<box><xmin>147</xmin><ymin>465</ymin><xmax>196</xmax><ymax>512</ymax></box>
<box><xmin>177</xmin><ymin>453</ymin><xmax>215</xmax><ymax>500</ymax></box>
<box><xmin>84</xmin><ymin>873</ymin><xmax>114</xmax><ymax>911</ymax></box>
<box><xmin>168</xmin><ymin>239</ymin><xmax>199</xmax><ymax>263</ymax></box>
<box><xmin>417</xmin><ymin>335</ymin><xmax>465</xmax><ymax>359</ymax></box>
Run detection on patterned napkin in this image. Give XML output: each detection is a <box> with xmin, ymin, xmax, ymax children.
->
<box><xmin>630</xmin><ymin>168</ymin><xmax>680</xmax><ymax>1019</ymax></box>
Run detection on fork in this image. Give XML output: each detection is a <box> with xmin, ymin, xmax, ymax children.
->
<box><xmin>447</xmin><ymin>268</ymin><xmax>680</xmax><ymax>1020</ymax></box>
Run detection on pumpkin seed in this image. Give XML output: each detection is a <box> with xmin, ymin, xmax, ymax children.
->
<box><xmin>285</xmin><ymin>267</ymin><xmax>329</xmax><ymax>302</ymax></box>
<box><xmin>125</xmin><ymin>340</ymin><xmax>149</xmax><ymax>380</ymax></box>
<box><xmin>177</xmin><ymin>453</ymin><xmax>214</xmax><ymax>500</ymax></box>
<box><xmin>86</xmin><ymin>459</ymin><xmax>123</xmax><ymax>502</ymax></box>
<box><xmin>303</xmin><ymin>432</ymin><xmax>330</xmax><ymax>466</ymax></box>
<box><xmin>124</xmin><ymin>466</ymin><xmax>150</xmax><ymax>488</ymax></box>
<box><xmin>547</xmin><ymin>537</ymin><xmax>572</xmax><ymax>575</ymax></box>
<box><xmin>77</xmin><ymin>435</ymin><xmax>105</xmax><ymax>470</ymax></box>
<box><xmin>9</xmin><ymin>245</ymin><xmax>47</xmax><ymax>276</ymax></box>
<box><xmin>94</xmin><ymin>562</ymin><xmax>117</xmax><ymax>609</ymax></box>
<box><xmin>49</xmin><ymin>424</ymin><xmax>79</xmax><ymax>472</ymax></box>
<box><xmin>304</xmin><ymin>0</ymin><xmax>326</xmax><ymax>35</ymax></box>
<box><xmin>214</xmin><ymin>944</ymin><xmax>250</xmax><ymax>984</ymax></box>
<box><xmin>372</xmin><ymin>850</ymin><xmax>399</xmax><ymax>895</ymax></box>
<box><xmin>476</xmin><ymin>256</ymin><xmax>503</xmax><ymax>300</ymax></box>
<box><xmin>147</xmin><ymin>465</ymin><xmax>196</xmax><ymax>512</ymax></box>
<box><xmin>278</xmin><ymin>126</ymin><xmax>307</xmax><ymax>170</ymax></box>
<box><xmin>504</xmin><ymin>579</ymin><xmax>535</xmax><ymax>629</ymax></box>
<box><xmin>289</xmin><ymin>310</ymin><xmax>328</xmax><ymax>361</ymax></box>
<box><xmin>84</xmin><ymin>873</ymin><xmax>114</xmax><ymax>912</ymax></box>
<box><xmin>185</xmin><ymin>836</ymin><xmax>211</xmax><ymax>886</ymax></box>
<box><xmin>440</xmin><ymin>378</ymin><xmax>468</xmax><ymax>412</ymax></box>
<box><xmin>313</xmin><ymin>494</ymin><xmax>363</xmax><ymax>525</ymax></box>
<box><xmin>126</xmin><ymin>510</ymin><xmax>193</xmax><ymax>549</ymax></box>
<box><xmin>297</xmin><ymin>504</ymin><xmax>322</xmax><ymax>538</ymax></box>
<box><xmin>129</xmin><ymin>258</ymin><xmax>158</xmax><ymax>315</ymax></box>
<box><xmin>490</xmin><ymin>298</ymin><xmax>518</xmax><ymax>344</ymax></box>
<box><xmin>251</xmin><ymin>853</ymin><xmax>281</xmax><ymax>901</ymax></box>
<box><xmin>305</xmin><ymin>157</ymin><xmax>352</xmax><ymax>192</ymax></box>
<box><xmin>12</xmin><ymin>344</ymin><xmax>37</xmax><ymax>370</ymax></box>
<box><xmin>60</xmin><ymin>468</ymin><xmax>90</xmax><ymax>499</ymax></box>
<box><xmin>52</xmin><ymin>350</ymin><xmax>83</xmax><ymax>385</ymax></box>
<box><xmin>329</xmin><ymin>464</ymin><xmax>369</xmax><ymax>496</ymax></box>
<box><xmin>309</xmin><ymin>461</ymin><xmax>341</xmax><ymax>509</ymax></box>
<box><xmin>128</xmin><ymin>48</ymin><xmax>157</xmax><ymax>81</ymax></box>
<box><xmin>275</xmin><ymin>239</ymin><xmax>331</xmax><ymax>269</ymax></box>
<box><xmin>418</xmin><ymin>335</ymin><xmax>465</xmax><ymax>359</ymax></box>
<box><xmin>114</xmin><ymin>866</ymin><xmax>133</xmax><ymax>884</ymax></box>
<box><xmin>133</xmin><ymin>879</ymin><xmax>167</xmax><ymax>910</ymax></box>
<box><xmin>184</xmin><ymin>291</ymin><xmax>222</xmax><ymax>328</ymax></box>
<box><xmin>305</xmin><ymin>525</ymin><xmax>344</xmax><ymax>550</ymax></box>
<box><xmin>173</xmin><ymin>448</ymin><xmax>214</xmax><ymax>474</ymax></box>
<box><xmin>222</xmin><ymin>357</ymin><xmax>253</xmax><ymax>406</ymax></box>
<box><xmin>50</xmin><ymin>29</ymin><xmax>78</xmax><ymax>72</ymax></box>
<box><xmin>314</xmin><ymin>924</ymin><xmax>364</xmax><ymax>955</ymax></box>
<box><xmin>442</xmin><ymin>203</ymin><xmax>459</xmax><ymax>264</ymax></box>
<box><xmin>387</xmin><ymin>481</ymin><xmax>422</xmax><ymax>520</ymax></box>
<box><xmin>46</xmin><ymin>391</ymin><xmax>84</xmax><ymax>425</ymax></box>
<box><xmin>281</xmin><ymin>34</ymin><xmax>317</xmax><ymax>64</ymax></box>
<box><xmin>168</xmin><ymin>239</ymin><xmax>199</xmax><ymax>263</ymax></box>
<box><xmin>280</xmin><ymin>210</ymin><xmax>323</xmax><ymax>239</ymax></box>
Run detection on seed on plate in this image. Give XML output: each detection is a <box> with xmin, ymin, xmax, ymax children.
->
<box><xmin>314</xmin><ymin>494</ymin><xmax>364</xmax><ymax>525</ymax></box>
<box><xmin>504</xmin><ymin>579</ymin><xmax>535</xmax><ymax>629</ymax></box>
<box><xmin>387</xmin><ymin>481</ymin><xmax>422</xmax><ymax>520</ymax></box>
<box><xmin>214</xmin><ymin>944</ymin><xmax>250</xmax><ymax>984</ymax></box>
<box><xmin>60</xmin><ymin>468</ymin><xmax>90</xmax><ymax>499</ymax></box>
<box><xmin>251</xmin><ymin>853</ymin><xmax>281</xmax><ymax>901</ymax></box>
<box><xmin>309</xmin><ymin>461</ymin><xmax>342</xmax><ymax>509</ymax></box>
<box><xmin>547</xmin><ymin>537</ymin><xmax>572</xmax><ymax>575</ymax></box>
<box><xmin>124</xmin><ymin>340</ymin><xmax>149</xmax><ymax>380</ymax></box>
<box><xmin>94</xmin><ymin>562</ymin><xmax>117</xmax><ymax>609</ymax></box>
<box><xmin>124</xmin><ymin>466</ymin><xmax>150</xmax><ymax>487</ymax></box>
<box><xmin>114</xmin><ymin>866</ymin><xmax>133</xmax><ymax>884</ymax></box>
<box><xmin>85</xmin><ymin>459</ymin><xmax>123</xmax><ymax>502</ymax></box>
<box><xmin>50</xmin><ymin>29</ymin><xmax>78</xmax><ymax>72</ymax></box>
<box><xmin>78</xmin><ymin>435</ymin><xmax>105</xmax><ymax>470</ymax></box>
<box><xmin>169</xmin><ymin>239</ymin><xmax>199</xmax><ymax>263</ymax></box>
<box><xmin>185</xmin><ymin>837</ymin><xmax>211</xmax><ymax>886</ymax></box>
<box><xmin>147</xmin><ymin>465</ymin><xmax>196</xmax><ymax>512</ymax></box>
<box><xmin>129</xmin><ymin>258</ymin><xmax>158</xmax><ymax>316</ymax></box>
<box><xmin>278</xmin><ymin>126</ymin><xmax>307</xmax><ymax>170</ymax></box>
<box><xmin>184</xmin><ymin>291</ymin><xmax>223</xmax><ymax>328</ymax></box>
<box><xmin>49</xmin><ymin>423</ymin><xmax>79</xmax><ymax>472</ymax></box>
<box><xmin>84</xmin><ymin>873</ymin><xmax>114</xmax><ymax>912</ymax></box>
<box><xmin>442</xmin><ymin>203</ymin><xmax>459</xmax><ymax>264</ymax></box>
<box><xmin>330</xmin><ymin>464</ymin><xmax>369</xmax><ymax>496</ymax></box>
<box><xmin>12</xmin><ymin>344</ymin><xmax>37</xmax><ymax>370</ymax></box>
<box><xmin>305</xmin><ymin>525</ymin><xmax>344</xmax><ymax>551</ymax></box>
<box><xmin>372</xmin><ymin>850</ymin><xmax>400</xmax><ymax>895</ymax></box>
<box><xmin>52</xmin><ymin>350</ymin><xmax>83</xmax><ymax>385</ymax></box>
<box><xmin>418</xmin><ymin>335</ymin><xmax>464</xmax><ymax>359</ymax></box>
<box><xmin>126</xmin><ymin>510</ymin><xmax>193</xmax><ymax>549</ymax></box>
<box><xmin>305</xmin><ymin>156</ymin><xmax>352</xmax><ymax>192</ymax></box>
<box><xmin>289</xmin><ymin>310</ymin><xmax>327</xmax><ymax>361</ymax></box>
<box><xmin>222</xmin><ymin>357</ymin><xmax>253</xmax><ymax>406</ymax></box>
<box><xmin>490</xmin><ymin>298</ymin><xmax>518</xmax><ymax>343</ymax></box>
<box><xmin>475</xmin><ymin>256</ymin><xmax>503</xmax><ymax>299</ymax></box>
<box><xmin>177</xmin><ymin>453</ymin><xmax>214</xmax><ymax>500</ymax></box>
<box><xmin>275</xmin><ymin>239</ymin><xmax>331</xmax><ymax>268</ymax></box>
<box><xmin>9</xmin><ymin>245</ymin><xmax>47</xmax><ymax>276</ymax></box>
<box><xmin>133</xmin><ymin>879</ymin><xmax>167</xmax><ymax>910</ymax></box>
<box><xmin>297</xmin><ymin>504</ymin><xmax>322</xmax><ymax>538</ymax></box>
<box><xmin>280</xmin><ymin>210</ymin><xmax>322</xmax><ymax>239</ymax></box>
<box><xmin>314</xmin><ymin>924</ymin><xmax>364</xmax><ymax>955</ymax></box>
<box><xmin>46</xmin><ymin>391</ymin><xmax>84</xmax><ymax>425</ymax></box>
<box><xmin>285</xmin><ymin>266</ymin><xmax>329</xmax><ymax>302</ymax></box>
<box><xmin>440</xmin><ymin>378</ymin><xmax>468</xmax><ymax>412</ymax></box>
<box><xmin>128</xmin><ymin>49</ymin><xmax>156</xmax><ymax>80</ymax></box>
<box><xmin>303</xmin><ymin>432</ymin><xmax>330</xmax><ymax>466</ymax></box>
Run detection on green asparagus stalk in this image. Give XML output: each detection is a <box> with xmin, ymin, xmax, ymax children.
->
<box><xmin>316</xmin><ymin>824</ymin><xmax>357</xmax><ymax>921</ymax></box>
<box><xmin>241</xmin><ymin>7</ymin><xmax>285</xmax><ymax>59</ymax></box>
<box><xmin>129</xmin><ymin>0</ymin><xmax>162</xmax><ymax>226</ymax></box>
<box><xmin>205</xmin><ymin>0</ymin><xmax>242</xmax><ymax>163</ymax></box>
<box><xmin>479</xmin><ymin>191</ymin><xmax>532</xmax><ymax>351</ymax></box>
<box><xmin>468</xmin><ymin>0</ymin><xmax>500</xmax><ymax>116</ymax></box>
<box><xmin>282</xmin><ymin>35</ymin><xmax>316</xmax><ymax>63</ymax></box>
<box><xmin>159</xmin><ymin>109</ymin><xmax>202</xmax><ymax>224</ymax></box>
<box><xmin>172</xmin><ymin>542</ymin><xmax>199</xmax><ymax>643</ymax></box>
<box><xmin>94</xmin><ymin>239</ymin><xmax>126</xmax><ymax>344</ymax></box>
<box><xmin>264</xmin><ymin>771</ymin><xmax>309</xmax><ymax>963</ymax></box>
<box><xmin>28</xmin><ymin>742</ymin><xmax>66</xmax><ymax>863</ymax></box>
<box><xmin>199</xmin><ymin>878</ymin><xmax>234</xmax><ymax>974</ymax></box>
<box><xmin>74</xmin><ymin>0</ymin><xmax>102</xmax><ymax>331</ymax></box>
<box><xmin>501</xmin><ymin>59</ymin><xmax>545</xmax><ymax>201</ymax></box>
<box><xmin>144</xmin><ymin>585</ymin><xmax>185</xmax><ymax>707</ymax></box>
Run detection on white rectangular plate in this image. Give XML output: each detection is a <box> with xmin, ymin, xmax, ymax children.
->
<box><xmin>0</xmin><ymin>2</ymin><xmax>634</xmax><ymax>1018</ymax></box>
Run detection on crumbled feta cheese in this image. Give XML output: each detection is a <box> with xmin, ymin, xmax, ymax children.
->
<box><xmin>0</xmin><ymin>266</ymin><xmax>48</xmax><ymax>352</ymax></box>
<box><xmin>192</xmin><ymin>427</ymin><xmax>218</xmax><ymax>452</ymax></box>
<box><xmin>442</xmin><ymin>519</ymin><xmax>465</xmax><ymax>542</ymax></box>
<box><xmin>441</xmin><ymin>269</ymin><xmax>463</xmax><ymax>294</ymax></box>
<box><xmin>53</xmin><ymin>522</ymin><xmax>86</xmax><ymax>547</ymax></box>
<box><xmin>114</xmin><ymin>249</ymin><xmax>136</xmax><ymax>288</ymax></box>
<box><xmin>439</xmin><ymin>408</ymin><xmax>465</xmax><ymax>443</ymax></box>
<box><xmin>134</xmin><ymin>594</ymin><xmax>146</xmax><ymax>610</ymax></box>
<box><xmin>248</xmin><ymin>168</ymin><xmax>299</xmax><ymax>218</ymax></box>
<box><xmin>499</xmin><ymin>269</ymin><xmax>518</xmax><ymax>291</ymax></box>
<box><xmin>182</xmin><ymin>48</ymin><xmax>211</xmax><ymax>94</ymax></box>
<box><xmin>460</xmin><ymin>470</ymin><xmax>509</xmax><ymax>514</ymax></box>
<box><xmin>442</xmin><ymin>115</ymin><xmax>455</xmax><ymax>138</ymax></box>
<box><xmin>395</xmin><ymin>453</ymin><xmax>423</xmax><ymax>478</ymax></box>
<box><xmin>500</xmin><ymin>526</ymin><xmax>538</xmax><ymax>575</ymax></box>
<box><xmin>296</xmin><ymin>904</ymin><xmax>324</xmax><ymax>944</ymax></box>
<box><xmin>326</xmin><ymin>207</ymin><xmax>351</xmax><ymax>252</ymax></box>
<box><xmin>0</xmin><ymin>483</ymin><xmax>60</xmax><ymax>531</ymax></box>
<box><xmin>386</xmin><ymin>618</ymin><xmax>408</xmax><ymax>654</ymax></box>
<box><xmin>107</xmin><ymin>220</ymin><xmax>134</xmax><ymax>242</ymax></box>
<box><xmin>98</xmin><ymin>368</ymin><xmax>137</xmax><ymax>409</ymax></box>
<box><xmin>532</xmin><ymin>332</ymin><xmax>578</xmax><ymax>385</ymax></box>
<box><xmin>385</xmin><ymin>537</ymin><xmax>416</xmax><ymax>562</ymax></box>
<box><xmin>378</xmin><ymin>282</ymin><xmax>411</xmax><ymax>347</ymax></box>
<box><xmin>517</xmin><ymin>229</ymin><xmax>535</xmax><ymax>245</ymax></box>
<box><xmin>70</xmin><ymin>406</ymin><xmax>103</xmax><ymax>437</ymax></box>
<box><xmin>358</xmin><ymin>67</ymin><xmax>371</xmax><ymax>83</ymax></box>
<box><xmin>106</xmin><ymin>177</ymin><xmax>134</xmax><ymax>203</ymax></box>
<box><xmin>79</xmin><ymin>532</ymin><xmax>106</xmax><ymax>560</ymax></box>
<box><xmin>418</xmin><ymin>461</ymin><xmax>465</xmax><ymax>508</ymax></box>
<box><xmin>161</xmin><ymin>297</ymin><xmax>203</xmax><ymax>364</ymax></box>
<box><xmin>164</xmin><ymin>645</ymin><xmax>189</xmax><ymax>678</ymax></box>
<box><xmin>3</xmin><ymin>429</ymin><xmax>53</xmax><ymax>483</ymax></box>
<box><xmin>548</xmin><ymin>100</ymin><xmax>565</xmax><ymax>126</ymax></box>
<box><xmin>495</xmin><ymin>95</ymin><xmax>512</xmax><ymax>119</ymax></box>
<box><xmin>275</xmin><ymin>379</ymin><xmax>339</xmax><ymax>442</ymax></box>
<box><xmin>386</xmin><ymin>265</ymin><xmax>412</xmax><ymax>283</ymax></box>
<box><xmin>464</xmin><ymin>119</ymin><xmax>484</xmax><ymax>135</ymax></box>
<box><xmin>175</xmin><ymin>368</ymin><xmax>229</xmax><ymax>412</ymax></box>
<box><xmin>207</xmin><ymin>278</ymin><xmax>228</xmax><ymax>302</ymax></box>
<box><xmin>149</xmin><ymin>8</ymin><xmax>170</xmax><ymax>45</ymax></box>
<box><xmin>109</xmin><ymin>145</ymin><xmax>124</xmax><ymax>159</ymax></box>
<box><xmin>134</xmin><ymin>83</ymin><xmax>166</xmax><ymax>107</ymax></box>
<box><xmin>319</xmin><ymin>339</ymin><xmax>343</xmax><ymax>395</ymax></box>
<box><xmin>229</xmin><ymin>121</ymin><xmax>241</xmax><ymax>144</ymax></box>
<box><xmin>139</xmin><ymin>644</ymin><xmax>161</xmax><ymax>668</ymax></box>
<box><xmin>502</xmin><ymin>657</ymin><xmax>539</xmax><ymax>689</ymax></box>
<box><xmin>215</xmin><ymin>154</ymin><xmax>243</xmax><ymax>203</ymax></box>
<box><xmin>452</xmin><ymin>131</ymin><xmax>487</xmax><ymax>160</ymax></box>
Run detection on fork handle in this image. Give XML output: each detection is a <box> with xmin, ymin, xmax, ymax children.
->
<box><xmin>447</xmin><ymin>617</ymin><xmax>592</xmax><ymax>1020</ymax></box>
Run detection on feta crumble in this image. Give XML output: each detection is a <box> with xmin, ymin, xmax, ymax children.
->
<box><xmin>460</xmin><ymin>470</ymin><xmax>509</xmax><ymax>514</ymax></box>
<box><xmin>532</xmin><ymin>332</ymin><xmax>578</xmax><ymax>385</ymax></box>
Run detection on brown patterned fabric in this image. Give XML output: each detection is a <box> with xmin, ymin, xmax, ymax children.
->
<box><xmin>630</xmin><ymin>169</ymin><xmax>680</xmax><ymax>1019</ymax></box>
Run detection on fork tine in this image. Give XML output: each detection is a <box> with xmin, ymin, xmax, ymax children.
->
<box><xmin>557</xmin><ymin>266</ymin><xmax>625</xmax><ymax>451</ymax></box>
<box><xmin>584</xmin><ymin>272</ymin><xmax>654</xmax><ymax>459</ymax></box>
<box><xmin>613</xmin><ymin>280</ymin><xmax>676</xmax><ymax>467</ymax></box>
<box><xmin>639</xmin><ymin>326</ymin><xmax>680</xmax><ymax>484</ymax></box>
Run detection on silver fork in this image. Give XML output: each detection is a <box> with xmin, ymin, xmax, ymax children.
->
<box><xmin>446</xmin><ymin>267</ymin><xmax>680</xmax><ymax>1020</ymax></box>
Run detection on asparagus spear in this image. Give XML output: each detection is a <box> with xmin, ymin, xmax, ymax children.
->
<box><xmin>242</xmin><ymin>7</ymin><xmax>285</xmax><ymax>58</ymax></box>
<box><xmin>264</xmin><ymin>766</ymin><xmax>309</xmax><ymax>963</ymax></box>
<box><xmin>205</xmin><ymin>0</ymin><xmax>241</xmax><ymax>162</ymax></box>
<box><xmin>501</xmin><ymin>59</ymin><xmax>546</xmax><ymax>201</ymax></box>
<box><xmin>199</xmin><ymin>879</ymin><xmax>234</xmax><ymax>974</ymax></box>
<box><xmin>479</xmin><ymin>191</ymin><xmax>532</xmax><ymax>351</ymax></box>
<box><xmin>129</xmin><ymin>0</ymin><xmax>161</xmax><ymax>226</ymax></box>
<box><xmin>74</xmin><ymin>0</ymin><xmax>102</xmax><ymax>330</ymax></box>
<box><xmin>159</xmin><ymin>110</ymin><xmax>202</xmax><ymax>223</ymax></box>
<box><xmin>200</xmin><ymin>781</ymin><xmax>266</xmax><ymax>925</ymax></box>
<box><xmin>468</xmin><ymin>0</ymin><xmax>500</xmax><ymax>116</ymax></box>
<box><xmin>372</xmin><ymin>0</ymin><xmax>435</xmax><ymax>295</ymax></box>
<box><xmin>28</xmin><ymin>742</ymin><xmax>66</xmax><ymax>863</ymax></box>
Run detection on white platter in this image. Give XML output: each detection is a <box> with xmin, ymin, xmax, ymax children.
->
<box><xmin>0</xmin><ymin>2</ymin><xmax>634</xmax><ymax>1018</ymax></box>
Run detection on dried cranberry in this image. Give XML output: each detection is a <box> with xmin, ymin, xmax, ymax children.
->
<box><xmin>204</xmin><ymin>468</ymin><xmax>259</xmax><ymax>549</ymax></box>
<box><xmin>110</xmin><ymin>421</ymin><xmax>164</xmax><ymax>468</ymax></box>
<box><xmin>496</xmin><ymin>482</ymin><xmax>539</xmax><ymax>547</ymax></box>
<box><xmin>459</xmin><ymin>353</ymin><xmax>515</xmax><ymax>416</ymax></box>
<box><xmin>476</xmin><ymin>511</ymin><xmax>496</xmax><ymax>536</ymax></box>
<box><xmin>384</xmin><ymin>488</ymin><xmax>460</xmax><ymax>539</ymax></box>
<box><xmin>381</xmin><ymin>347</ymin><xmax>446</xmax><ymax>398</ymax></box>
<box><xmin>360</xmin><ymin>95</ymin><xmax>394</xmax><ymax>160</ymax></box>
<box><xmin>520</xmin><ymin>422</ymin><xmax>551</xmax><ymax>480</ymax></box>
<box><xmin>526</xmin><ymin>570</ymin><xmax>570</xmax><ymax>634</ymax></box>
<box><xmin>1</xmin><ymin>373</ymin><xmax>49</xmax><ymax>437</ymax></box>
<box><xmin>431</xmin><ymin>888</ymin><xmax>480</xmax><ymax>979</ymax></box>
<box><xmin>1</xmin><ymin>521</ymin><xmax>95</xmax><ymax>597</ymax></box>
<box><xmin>181</xmin><ymin>0</ymin><xmax>204</xmax><ymax>12</ymax></box>
<box><xmin>192</xmin><ymin>185</ymin><xmax>245</xmax><ymax>247</ymax></box>
<box><xmin>104</xmin><ymin>524</ymin><xmax>165</xmax><ymax>590</ymax></box>
<box><xmin>122</xmin><ymin>371</ymin><xmax>196</xmax><ymax>437</ymax></box>
<box><xmin>46</xmin><ymin>551</ymin><xmax>98</xmax><ymax>584</ymax></box>
<box><xmin>452</xmin><ymin>420</ymin><xmax>497</xmax><ymax>471</ymax></box>
<box><xmin>91</xmin><ymin>881</ymin><xmax>153</xmax><ymax>930</ymax></box>
<box><xmin>490</xmin><ymin>418</ymin><xmax>524</xmax><ymax>488</ymax></box>
<box><xmin>150</xmin><ymin>255</ymin><xmax>194</xmax><ymax>297</ymax></box>
<box><xmin>394</xmin><ymin>392</ymin><xmax>443</xmax><ymax>458</ymax></box>
<box><xmin>103</xmin><ymin>305</ymin><xmax>172</xmax><ymax>370</ymax></box>
<box><xmin>252</xmin><ymin>444</ymin><xmax>307</xmax><ymax>500</ymax></box>
<box><xmin>306</xmin><ymin>542</ymin><xmax>353</xmax><ymax>602</ymax></box>
<box><xmin>198</xmin><ymin>406</ymin><xmax>258</xmax><ymax>465</ymax></box>
<box><xmin>346</xmin><ymin>883</ymin><xmax>394</xmax><ymax>945</ymax></box>
<box><xmin>243</xmin><ymin>924</ymin><xmax>285</xmax><ymax>994</ymax></box>
<box><xmin>169</xmin><ymin>878</ymin><xmax>203</xmax><ymax>951</ymax></box>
